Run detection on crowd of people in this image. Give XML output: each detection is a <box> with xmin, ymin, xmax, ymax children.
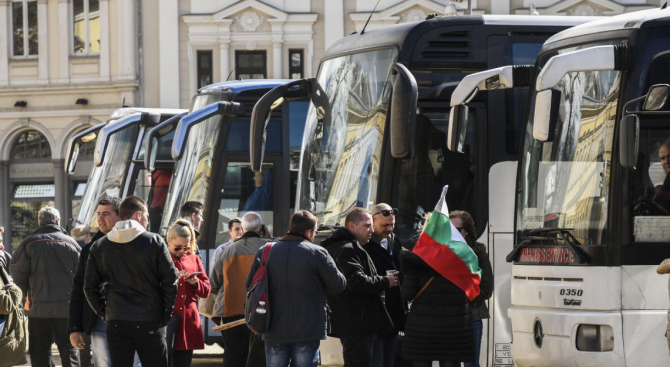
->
<box><xmin>0</xmin><ymin>194</ymin><xmax>495</xmax><ymax>367</ymax></box>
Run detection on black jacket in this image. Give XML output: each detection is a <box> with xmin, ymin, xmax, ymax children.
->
<box><xmin>321</xmin><ymin>227</ymin><xmax>392</xmax><ymax>337</ymax></box>
<box><xmin>466</xmin><ymin>236</ymin><xmax>493</xmax><ymax>321</ymax></box>
<box><xmin>68</xmin><ymin>230</ymin><xmax>105</xmax><ymax>334</ymax></box>
<box><xmin>245</xmin><ymin>234</ymin><xmax>346</xmax><ymax>343</ymax></box>
<box><xmin>367</xmin><ymin>233</ymin><xmax>407</xmax><ymax>334</ymax></box>
<box><xmin>400</xmin><ymin>251</ymin><xmax>475</xmax><ymax>363</ymax></box>
<box><xmin>84</xmin><ymin>220</ymin><xmax>178</xmax><ymax>323</ymax></box>
<box><xmin>9</xmin><ymin>224</ymin><xmax>81</xmax><ymax>318</ymax></box>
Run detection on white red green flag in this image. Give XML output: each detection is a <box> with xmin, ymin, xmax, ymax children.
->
<box><xmin>413</xmin><ymin>185</ymin><xmax>482</xmax><ymax>301</ymax></box>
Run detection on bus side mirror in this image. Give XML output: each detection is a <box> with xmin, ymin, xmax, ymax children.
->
<box><xmin>447</xmin><ymin>105</ymin><xmax>469</xmax><ymax>153</ymax></box>
<box><xmin>172</xmin><ymin>102</ymin><xmax>242</xmax><ymax>160</ymax></box>
<box><xmin>643</xmin><ymin>84</ymin><xmax>670</xmax><ymax>111</ymax></box>
<box><xmin>619</xmin><ymin>114</ymin><xmax>639</xmax><ymax>170</ymax></box>
<box><xmin>389</xmin><ymin>63</ymin><xmax>418</xmax><ymax>159</ymax></box>
<box><xmin>533</xmin><ymin>89</ymin><xmax>561</xmax><ymax>142</ymax></box>
<box><xmin>251</xmin><ymin>79</ymin><xmax>314</xmax><ymax>172</ymax></box>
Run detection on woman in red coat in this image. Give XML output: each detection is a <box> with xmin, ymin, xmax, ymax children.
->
<box><xmin>167</xmin><ymin>219</ymin><xmax>211</xmax><ymax>367</ymax></box>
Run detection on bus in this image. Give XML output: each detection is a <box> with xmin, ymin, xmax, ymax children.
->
<box><xmin>65</xmin><ymin>108</ymin><xmax>186</xmax><ymax>233</ymax></box>
<box><xmin>145</xmin><ymin>80</ymin><xmax>309</xmax><ymax>343</ymax></box>
<box><xmin>251</xmin><ymin>14</ymin><xmax>597</xmax><ymax>366</ymax></box>
<box><xmin>451</xmin><ymin>6</ymin><xmax>670</xmax><ymax>366</ymax></box>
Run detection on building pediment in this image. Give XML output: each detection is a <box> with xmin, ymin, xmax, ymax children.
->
<box><xmin>514</xmin><ymin>0</ymin><xmax>656</xmax><ymax>15</ymax></box>
<box><xmin>213</xmin><ymin>0</ymin><xmax>288</xmax><ymax>22</ymax></box>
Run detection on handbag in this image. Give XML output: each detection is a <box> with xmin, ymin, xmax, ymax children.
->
<box><xmin>198</xmin><ymin>292</ymin><xmax>217</xmax><ymax>318</ymax></box>
<box><xmin>405</xmin><ymin>276</ymin><xmax>435</xmax><ymax>314</ymax></box>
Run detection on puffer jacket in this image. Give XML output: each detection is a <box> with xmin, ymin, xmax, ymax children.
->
<box><xmin>657</xmin><ymin>258</ymin><xmax>670</xmax><ymax>355</ymax></box>
<box><xmin>9</xmin><ymin>224</ymin><xmax>81</xmax><ymax>318</ymax></box>
<box><xmin>466</xmin><ymin>236</ymin><xmax>493</xmax><ymax>321</ymax></box>
<box><xmin>84</xmin><ymin>220</ymin><xmax>178</xmax><ymax>323</ymax></box>
<box><xmin>68</xmin><ymin>230</ymin><xmax>105</xmax><ymax>334</ymax></box>
<box><xmin>400</xmin><ymin>251</ymin><xmax>475</xmax><ymax>363</ymax></box>
<box><xmin>0</xmin><ymin>266</ymin><xmax>27</xmax><ymax>367</ymax></box>
<box><xmin>244</xmin><ymin>234</ymin><xmax>346</xmax><ymax>343</ymax></box>
<box><xmin>321</xmin><ymin>227</ymin><xmax>393</xmax><ymax>338</ymax></box>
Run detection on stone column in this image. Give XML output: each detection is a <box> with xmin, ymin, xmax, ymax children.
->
<box><xmin>37</xmin><ymin>0</ymin><xmax>49</xmax><ymax>83</ymax></box>
<box><xmin>0</xmin><ymin>161</ymin><xmax>6</xmax><ymax>237</ymax></box>
<box><xmin>58</xmin><ymin>0</ymin><xmax>69</xmax><ymax>83</ymax></box>
<box><xmin>159</xmin><ymin>0</ymin><xmax>179</xmax><ymax>107</ymax></box>
<box><xmin>117</xmin><ymin>0</ymin><xmax>137</xmax><ymax>80</ymax></box>
<box><xmin>99</xmin><ymin>0</ymin><xmax>111</xmax><ymax>80</ymax></box>
<box><xmin>324</xmin><ymin>0</ymin><xmax>344</xmax><ymax>51</ymax></box>
<box><xmin>272</xmin><ymin>42</ymin><xmax>283</xmax><ymax>79</ymax></box>
<box><xmin>219</xmin><ymin>42</ymin><xmax>230</xmax><ymax>82</ymax></box>
<box><xmin>0</xmin><ymin>1</ymin><xmax>9</xmax><ymax>85</ymax></box>
<box><xmin>52</xmin><ymin>159</ymin><xmax>67</xmax><ymax>224</ymax></box>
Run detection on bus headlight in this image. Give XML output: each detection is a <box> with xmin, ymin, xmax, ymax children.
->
<box><xmin>576</xmin><ymin>324</ymin><xmax>614</xmax><ymax>351</ymax></box>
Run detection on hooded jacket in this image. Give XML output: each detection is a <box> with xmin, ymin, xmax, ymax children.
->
<box><xmin>9</xmin><ymin>224</ymin><xmax>80</xmax><ymax>318</ymax></box>
<box><xmin>84</xmin><ymin>220</ymin><xmax>178</xmax><ymax>323</ymax></box>
<box><xmin>321</xmin><ymin>227</ymin><xmax>393</xmax><ymax>337</ymax></box>
<box><xmin>245</xmin><ymin>234</ymin><xmax>346</xmax><ymax>343</ymax></box>
<box><xmin>0</xmin><ymin>267</ymin><xmax>27</xmax><ymax>367</ymax></box>
<box><xmin>68</xmin><ymin>230</ymin><xmax>105</xmax><ymax>334</ymax></box>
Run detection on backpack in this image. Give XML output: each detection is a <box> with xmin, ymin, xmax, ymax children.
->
<box><xmin>244</xmin><ymin>243</ymin><xmax>274</xmax><ymax>333</ymax></box>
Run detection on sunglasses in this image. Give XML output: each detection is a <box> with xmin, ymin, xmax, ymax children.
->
<box><xmin>372</xmin><ymin>208</ymin><xmax>398</xmax><ymax>217</ymax></box>
<box><xmin>173</xmin><ymin>246</ymin><xmax>191</xmax><ymax>252</ymax></box>
<box><xmin>456</xmin><ymin>227</ymin><xmax>465</xmax><ymax>232</ymax></box>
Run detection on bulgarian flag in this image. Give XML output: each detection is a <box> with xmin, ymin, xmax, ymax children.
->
<box><xmin>414</xmin><ymin>186</ymin><xmax>482</xmax><ymax>301</ymax></box>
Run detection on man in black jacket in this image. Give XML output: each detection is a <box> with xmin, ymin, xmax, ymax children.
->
<box><xmin>84</xmin><ymin>196</ymin><xmax>178</xmax><ymax>367</ymax></box>
<box><xmin>368</xmin><ymin>204</ymin><xmax>407</xmax><ymax>367</ymax></box>
<box><xmin>69</xmin><ymin>196</ymin><xmax>122</xmax><ymax>367</ymax></box>
<box><xmin>321</xmin><ymin>208</ymin><xmax>398</xmax><ymax>367</ymax></box>
<box><xmin>10</xmin><ymin>206</ymin><xmax>81</xmax><ymax>367</ymax></box>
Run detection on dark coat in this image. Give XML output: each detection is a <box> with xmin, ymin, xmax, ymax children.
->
<box><xmin>367</xmin><ymin>233</ymin><xmax>407</xmax><ymax>334</ymax></box>
<box><xmin>400</xmin><ymin>251</ymin><xmax>475</xmax><ymax>363</ymax></box>
<box><xmin>84</xmin><ymin>220</ymin><xmax>178</xmax><ymax>323</ymax></box>
<box><xmin>466</xmin><ymin>236</ymin><xmax>493</xmax><ymax>321</ymax></box>
<box><xmin>321</xmin><ymin>227</ymin><xmax>392</xmax><ymax>337</ymax></box>
<box><xmin>9</xmin><ymin>224</ymin><xmax>81</xmax><ymax>318</ymax></box>
<box><xmin>171</xmin><ymin>253</ymin><xmax>210</xmax><ymax>350</ymax></box>
<box><xmin>245</xmin><ymin>234</ymin><xmax>346</xmax><ymax>343</ymax></box>
<box><xmin>68</xmin><ymin>230</ymin><xmax>105</xmax><ymax>334</ymax></box>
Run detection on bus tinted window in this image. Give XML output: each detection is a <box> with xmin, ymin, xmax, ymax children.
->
<box><xmin>225</xmin><ymin>119</ymin><xmax>281</xmax><ymax>153</ymax></box>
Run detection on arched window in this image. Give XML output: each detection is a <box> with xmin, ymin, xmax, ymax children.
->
<box><xmin>11</xmin><ymin>130</ymin><xmax>52</xmax><ymax>161</ymax></box>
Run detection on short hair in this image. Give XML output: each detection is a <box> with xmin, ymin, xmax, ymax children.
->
<box><xmin>288</xmin><ymin>210</ymin><xmax>318</xmax><ymax>234</ymax></box>
<box><xmin>71</xmin><ymin>224</ymin><xmax>91</xmax><ymax>241</ymax></box>
<box><xmin>241</xmin><ymin>212</ymin><xmax>262</xmax><ymax>233</ymax></box>
<box><xmin>228</xmin><ymin>217</ymin><xmax>242</xmax><ymax>230</ymax></box>
<box><xmin>449</xmin><ymin>210</ymin><xmax>476</xmax><ymax>238</ymax></box>
<box><xmin>119</xmin><ymin>196</ymin><xmax>147</xmax><ymax>220</ymax></box>
<box><xmin>38</xmin><ymin>206</ymin><xmax>60</xmax><ymax>227</ymax></box>
<box><xmin>345</xmin><ymin>208</ymin><xmax>371</xmax><ymax>227</ymax></box>
<box><xmin>97</xmin><ymin>196</ymin><xmax>121</xmax><ymax>215</ymax></box>
<box><xmin>167</xmin><ymin>219</ymin><xmax>196</xmax><ymax>254</ymax></box>
<box><xmin>180</xmin><ymin>201</ymin><xmax>203</xmax><ymax>219</ymax></box>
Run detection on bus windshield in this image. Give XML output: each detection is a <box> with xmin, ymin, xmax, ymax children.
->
<box><xmin>160</xmin><ymin>95</ymin><xmax>222</xmax><ymax>234</ymax></box>
<box><xmin>76</xmin><ymin>124</ymin><xmax>139</xmax><ymax>231</ymax></box>
<box><xmin>516</xmin><ymin>41</ymin><xmax>623</xmax><ymax>245</ymax></box>
<box><xmin>296</xmin><ymin>48</ymin><xmax>397</xmax><ymax>225</ymax></box>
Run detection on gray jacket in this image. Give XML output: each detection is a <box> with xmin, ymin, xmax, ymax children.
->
<box><xmin>9</xmin><ymin>225</ymin><xmax>81</xmax><ymax>318</ymax></box>
<box><xmin>245</xmin><ymin>234</ymin><xmax>346</xmax><ymax>342</ymax></box>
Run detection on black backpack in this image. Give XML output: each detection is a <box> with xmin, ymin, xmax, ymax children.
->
<box><xmin>244</xmin><ymin>243</ymin><xmax>274</xmax><ymax>333</ymax></box>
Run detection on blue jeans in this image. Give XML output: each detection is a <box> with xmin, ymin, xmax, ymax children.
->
<box><xmin>90</xmin><ymin>317</ymin><xmax>142</xmax><ymax>367</ymax></box>
<box><xmin>443</xmin><ymin>320</ymin><xmax>484</xmax><ymax>367</ymax></box>
<box><xmin>371</xmin><ymin>334</ymin><xmax>396</xmax><ymax>367</ymax></box>
<box><xmin>265</xmin><ymin>340</ymin><xmax>320</xmax><ymax>367</ymax></box>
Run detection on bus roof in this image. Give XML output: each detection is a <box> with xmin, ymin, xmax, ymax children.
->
<box><xmin>323</xmin><ymin>15</ymin><xmax>599</xmax><ymax>61</ymax></box>
<box><xmin>545</xmin><ymin>7</ymin><xmax>670</xmax><ymax>45</ymax></box>
<box><xmin>109</xmin><ymin>107</ymin><xmax>187</xmax><ymax>121</ymax></box>
<box><xmin>198</xmin><ymin>79</ymin><xmax>293</xmax><ymax>94</ymax></box>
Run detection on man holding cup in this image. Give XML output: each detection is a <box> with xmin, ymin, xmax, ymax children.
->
<box><xmin>368</xmin><ymin>204</ymin><xmax>407</xmax><ymax>367</ymax></box>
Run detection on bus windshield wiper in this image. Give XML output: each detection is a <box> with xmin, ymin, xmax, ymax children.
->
<box><xmin>506</xmin><ymin>228</ymin><xmax>591</xmax><ymax>264</ymax></box>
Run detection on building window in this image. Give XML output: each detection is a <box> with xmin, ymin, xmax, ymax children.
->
<box><xmin>12</xmin><ymin>131</ymin><xmax>52</xmax><ymax>161</ymax></box>
<box><xmin>11</xmin><ymin>0</ymin><xmax>38</xmax><ymax>57</ymax></box>
<box><xmin>289</xmin><ymin>49</ymin><xmax>304</xmax><ymax>79</ymax></box>
<box><xmin>11</xmin><ymin>185</ymin><xmax>54</xmax><ymax>248</ymax></box>
<box><xmin>73</xmin><ymin>0</ymin><xmax>100</xmax><ymax>54</ymax></box>
<box><xmin>236</xmin><ymin>51</ymin><xmax>267</xmax><ymax>80</ymax></box>
<box><xmin>197</xmin><ymin>51</ymin><xmax>213</xmax><ymax>89</ymax></box>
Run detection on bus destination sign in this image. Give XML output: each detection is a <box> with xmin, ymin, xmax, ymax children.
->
<box><xmin>517</xmin><ymin>247</ymin><xmax>575</xmax><ymax>264</ymax></box>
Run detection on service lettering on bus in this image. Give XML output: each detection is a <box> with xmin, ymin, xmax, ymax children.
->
<box><xmin>518</xmin><ymin>247</ymin><xmax>575</xmax><ymax>264</ymax></box>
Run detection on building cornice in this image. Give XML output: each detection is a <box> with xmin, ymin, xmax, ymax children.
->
<box><xmin>0</xmin><ymin>80</ymin><xmax>139</xmax><ymax>95</ymax></box>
